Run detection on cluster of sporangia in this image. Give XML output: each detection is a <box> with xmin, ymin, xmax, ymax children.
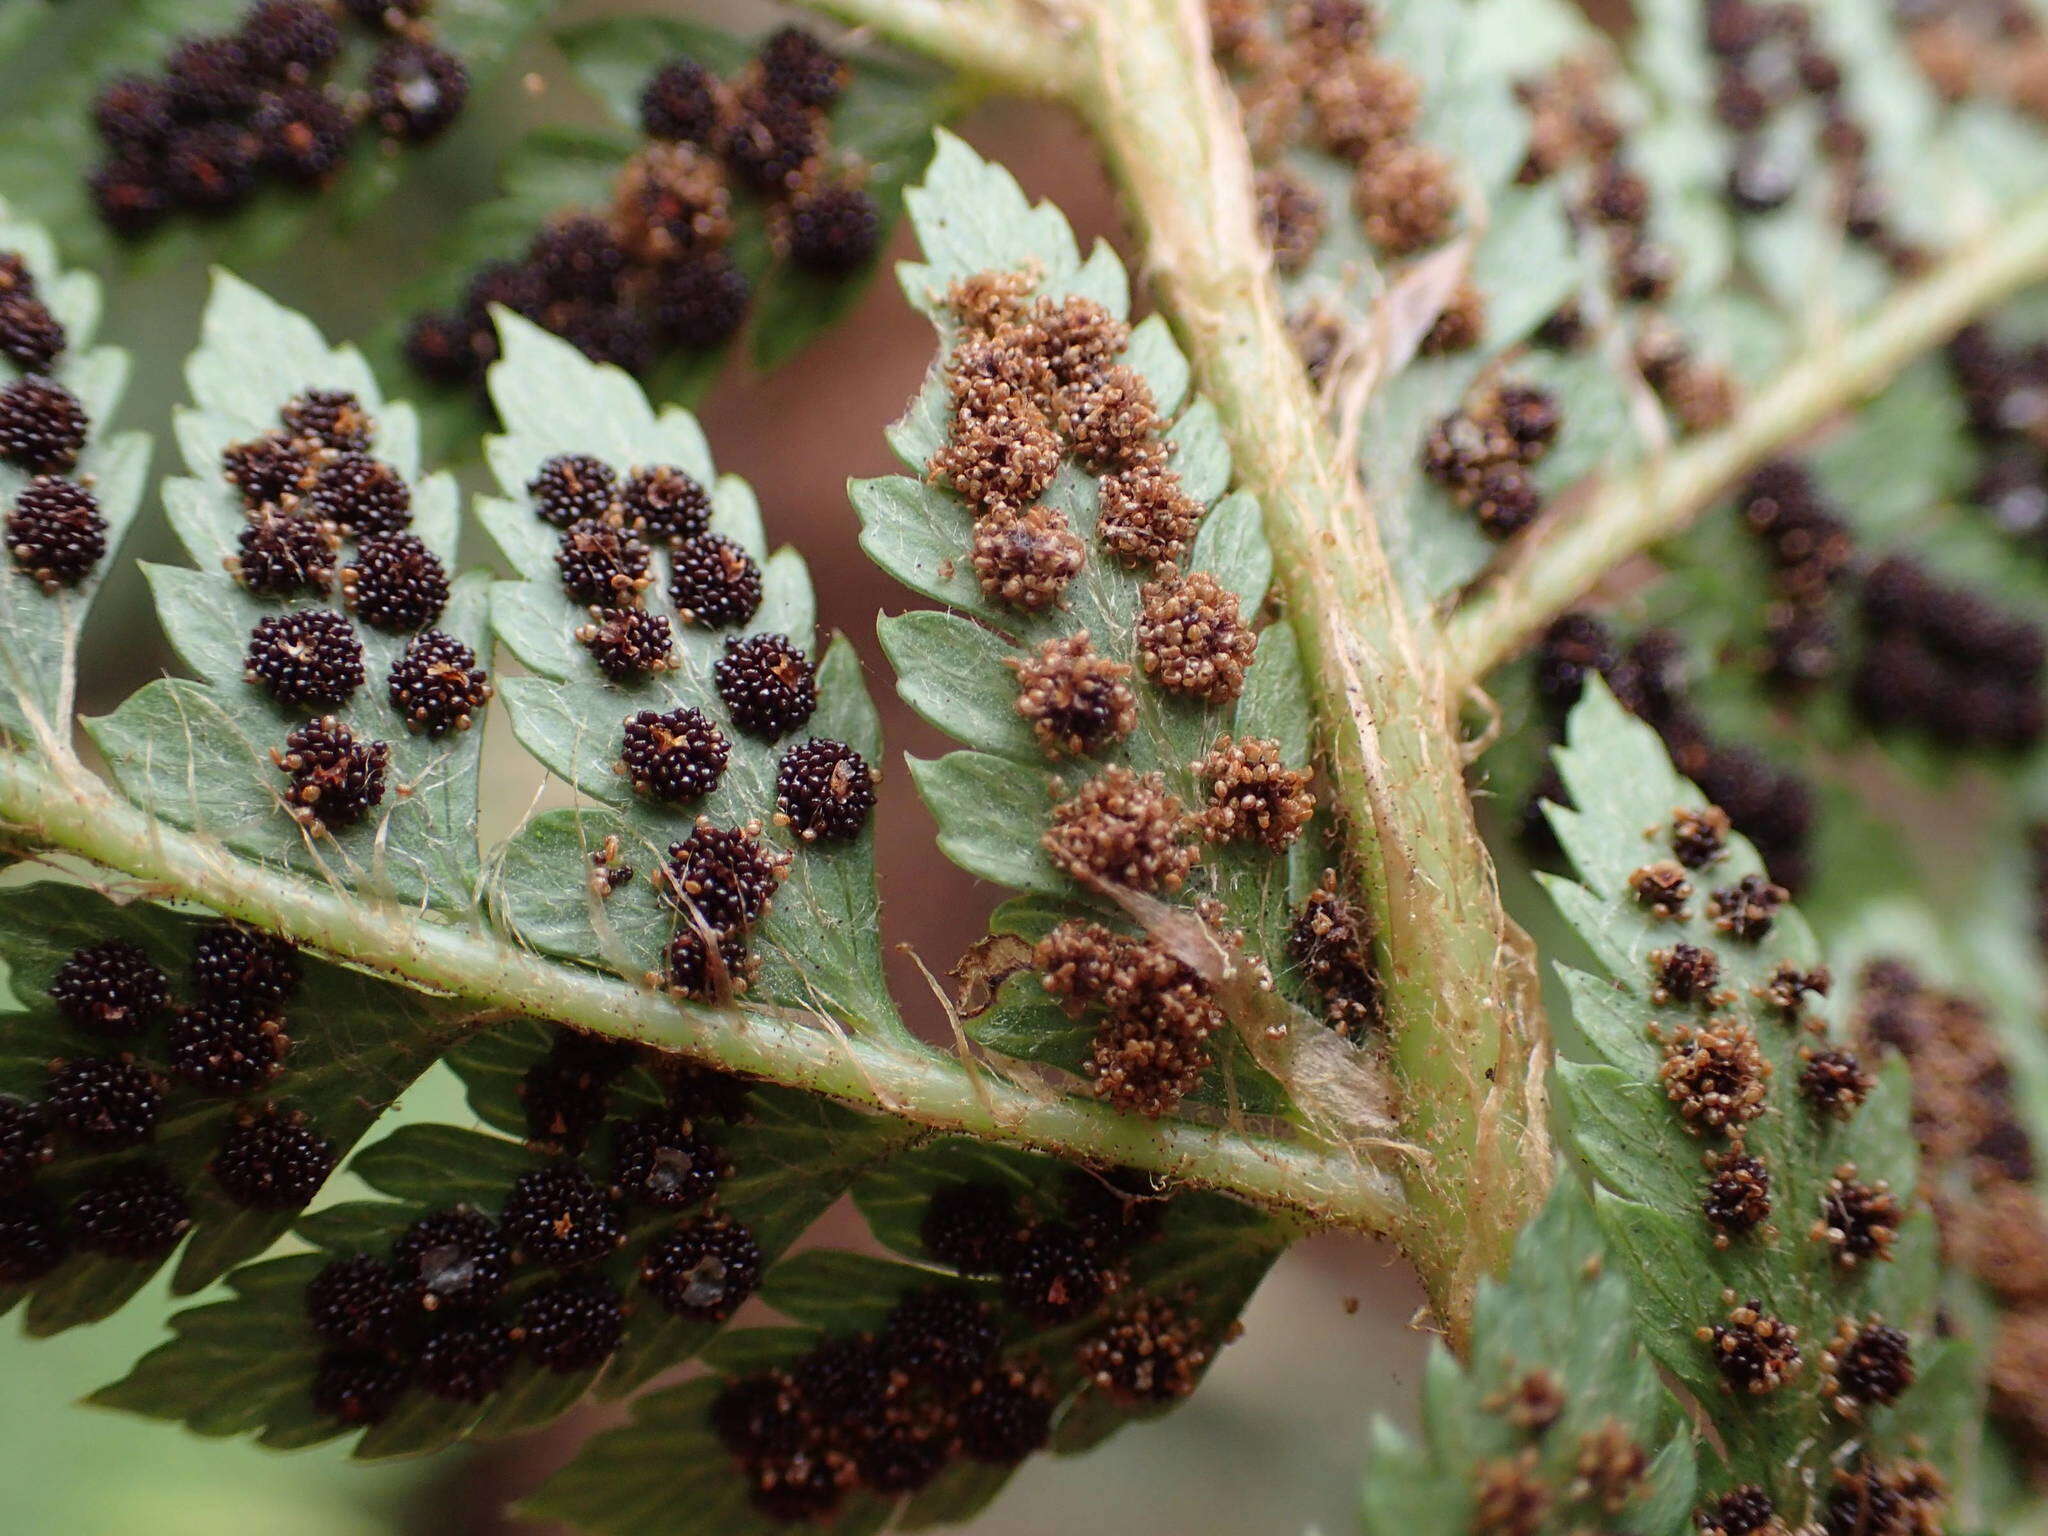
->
<box><xmin>1464</xmin><ymin>1381</ymin><xmax>1662</xmax><ymax>1531</ymax></box>
<box><xmin>404</xmin><ymin>28</ymin><xmax>879</xmax><ymax>390</ymax></box>
<box><xmin>0</xmin><ymin>254</ymin><xmax>105</xmax><ymax>594</ymax></box>
<box><xmin>707</xmin><ymin>1167</ymin><xmax>1212</xmax><ymax>1521</ymax></box>
<box><xmin>1702</xmin><ymin>0</ymin><xmax>1924</xmax><ymax>276</ymax></box>
<box><xmin>1531</xmin><ymin>612</ymin><xmax>1820</xmax><ymax>890</ymax></box>
<box><xmin>518</xmin><ymin>448</ymin><xmax>874</xmax><ymax>999</ymax></box>
<box><xmin>1853</xmin><ymin>960</ymin><xmax>2048</xmax><ymax>1480</ymax></box>
<box><xmin>86</xmin><ymin>0</ymin><xmax>469</xmax><ymax>238</ymax></box>
<box><xmin>1422</xmin><ymin>379</ymin><xmax>1562</xmax><ymax>541</ymax></box>
<box><xmin>1205</xmin><ymin>1</ymin><xmax>1461</xmax><ymax>284</ymax></box>
<box><xmin>1900</xmin><ymin>0</ymin><xmax>2048</xmax><ymax>134</ymax></box>
<box><xmin>1607</xmin><ymin>809</ymin><xmax>1942</xmax><ymax>1535</ymax></box>
<box><xmin>221</xmin><ymin>388</ymin><xmax>491</xmax><ymax>835</ymax></box>
<box><xmin>1515</xmin><ymin>56</ymin><xmax>1740</xmax><ymax>437</ymax></box>
<box><xmin>301</xmin><ymin>1031</ymin><xmax>764</xmax><ymax>1426</ymax></box>
<box><xmin>1738</xmin><ymin>458</ymin><xmax>2045</xmax><ymax>751</ymax></box>
<box><xmin>0</xmin><ymin>923</ymin><xmax>337</xmax><ymax>1288</ymax></box>
<box><xmin>924</xmin><ymin>269</ymin><xmax>1369</xmax><ymax>1111</ymax></box>
<box><xmin>1949</xmin><ymin>321</ymin><xmax>2048</xmax><ymax>557</ymax></box>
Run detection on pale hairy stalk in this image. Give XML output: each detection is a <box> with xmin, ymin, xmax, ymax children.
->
<box><xmin>1444</xmin><ymin>186</ymin><xmax>2048</xmax><ymax>691</ymax></box>
<box><xmin>0</xmin><ymin>744</ymin><xmax>1406</xmax><ymax>1233</ymax></box>
<box><xmin>1067</xmin><ymin>0</ymin><xmax>1552</xmax><ymax>1342</ymax></box>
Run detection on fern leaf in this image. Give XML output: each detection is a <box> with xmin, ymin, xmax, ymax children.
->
<box><xmin>0</xmin><ymin>0</ymin><xmax>551</xmax><ymax>267</ymax></box>
<box><xmin>477</xmin><ymin>312</ymin><xmax>903</xmax><ymax>1036</ymax></box>
<box><xmin>1540</xmin><ymin>679</ymin><xmax>1951</xmax><ymax>1521</ymax></box>
<box><xmin>0</xmin><ymin>881</ymin><xmax>464</xmax><ymax>1330</ymax></box>
<box><xmin>93</xmin><ymin>1026</ymin><xmax>907</xmax><ymax>1455</ymax></box>
<box><xmin>85</xmin><ymin>273</ymin><xmax>486</xmax><ymax>912</ymax></box>
<box><xmin>556</xmin><ymin>15</ymin><xmax>955</xmax><ymax>373</ymax></box>
<box><xmin>858</xmin><ymin>131</ymin><xmax>1353</xmax><ymax>1127</ymax></box>
<box><xmin>528</xmin><ymin>1136</ymin><xmax>1292</xmax><ymax>1535</ymax></box>
<box><xmin>0</xmin><ymin>200</ymin><xmax>149</xmax><ymax>744</ymax></box>
<box><xmin>385</xmin><ymin>16</ymin><xmax>957</xmax><ymax>458</ymax></box>
<box><xmin>1359</xmin><ymin>1176</ymin><xmax>1696</xmax><ymax>1535</ymax></box>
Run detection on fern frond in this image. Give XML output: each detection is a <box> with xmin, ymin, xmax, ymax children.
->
<box><xmin>1540</xmin><ymin>680</ymin><xmax>1962</xmax><ymax>1522</ymax></box>
<box><xmin>1360</xmin><ymin>1177</ymin><xmax>1696</xmax><ymax>1535</ymax></box>
<box><xmin>385</xmin><ymin>15</ymin><xmax>958</xmax><ymax>457</ymax></box>
<box><xmin>85</xmin><ymin>273</ymin><xmax>485</xmax><ymax>911</ymax></box>
<box><xmin>0</xmin><ymin>0</ymin><xmax>552</xmax><ymax>266</ymax></box>
<box><xmin>858</xmin><ymin>131</ymin><xmax>1379</xmax><ymax>1136</ymax></box>
<box><xmin>0</xmin><ymin>199</ymin><xmax>149</xmax><ymax>745</ymax></box>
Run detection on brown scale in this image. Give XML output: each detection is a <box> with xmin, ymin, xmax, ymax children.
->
<box><xmin>1657</xmin><ymin>1019</ymin><xmax>1770</xmax><ymax>1134</ymax></box>
<box><xmin>1018</xmin><ymin>296</ymin><xmax>1129</xmax><ymax>390</ymax></box>
<box><xmin>1702</xmin><ymin>1146</ymin><xmax>1772</xmax><ymax>1246</ymax></box>
<box><xmin>1420</xmin><ymin>282</ymin><xmax>1485</xmax><ymax>355</ymax></box>
<box><xmin>1137</xmin><ymin>567</ymin><xmax>1258</xmax><ymax>703</ymax></box>
<box><xmin>970</xmin><ymin>503</ymin><xmax>1084</xmax><ymax>611</ymax></box>
<box><xmin>1076</xmin><ymin>1298</ymin><xmax>1212</xmax><ymax>1402</ymax></box>
<box><xmin>1290</xmin><ymin>869</ymin><xmax>1380</xmax><ymax>1035</ymax></box>
<box><xmin>1194</xmin><ymin>734</ymin><xmax>1315</xmax><ymax>851</ymax></box>
<box><xmin>1058</xmin><ymin>363</ymin><xmax>1163</xmax><ymax>471</ymax></box>
<box><xmin>1468</xmin><ymin>1448</ymin><xmax>1551</xmax><ymax>1536</ymax></box>
<box><xmin>1006</xmin><ymin>632</ymin><xmax>1137</xmax><ymax>759</ymax></box>
<box><xmin>1635</xmin><ymin>319</ymin><xmax>1739</xmax><ymax>435</ymax></box>
<box><xmin>1351</xmin><ymin>141</ymin><xmax>1457</xmax><ymax>255</ymax></box>
<box><xmin>1665</xmin><ymin>357</ymin><xmax>1740</xmax><ymax>434</ymax></box>
<box><xmin>1480</xmin><ymin>1369</ymin><xmax>1564</xmax><ymax>1432</ymax></box>
<box><xmin>1306</xmin><ymin>52</ymin><xmax>1421</xmax><ymax>161</ymax></box>
<box><xmin>1042</xmin><ymin>767</ymin><xmax>1199</xmax><ymax>894</ymax></box>
<box><xmin>1814</xmin><ymin>1165</ymin><xmax>1900</xmax><ymax>1269</ymax></box>
<box><xmin>1628</xmin><ymin>859</ymin><xmax>1693</xmax><ymax>919</ymax></box>
<box><xmin>929</xmin><ymin>402</ymin><xmax>1062</xmax><ymax>516</ymax></box>
<box><xmin>1289</xmin><ymin>305</ymin><xmax>1345</xmax><ymax>384</ymax></box>
<box><xmin>1255</xmin><ymin>168</ymin><xmax>1327</xmax><ymax>274</ymax></box>
<box><xmin>611</xmin><ymin>143</ymin><xmax>732</xmax><ymax>265</ymax></box>
<box><xmin>1570</xmin><ymin>1418</ymin><xmax>1648</xmax><ymax>1513</ymax></box>
<box><xmin>1650</xmin><ymin>941</ymin><xmax>1723</xmax><ymax>1006</ymax></box>
<box><xmin>942</xmin><ymin>268</ymin><xmax>1037</xmax><ymax>336</ymax></box>
<box><xmin>1097</xmin><ymin>460</ymin><xmax>1203</xmax><ymax>569</ymax></box>
<box><xmin>1699</xmin><ymin>1294</ymin><xmax>1801</xmax><ymax>1394</ymax></box>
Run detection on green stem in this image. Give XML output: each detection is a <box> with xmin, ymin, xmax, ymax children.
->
<box><xmin>1070</xmin><ymin>0</ymin><xmax>1551</xmax><ymax>1344</ymax></box>
<box><xmin>1443</xmin><ymin>186</ymin><xmax>2048</xmax><ymax>690</ymax></box>
<box><xmin>0</xmin><ymin>746</ymin><xmax>1406</xmax><ymax>1233</ymax></box>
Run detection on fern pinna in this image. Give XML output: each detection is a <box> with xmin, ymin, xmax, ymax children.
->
<box><xmin>1</xmin><ymin>0</ymin><xmax>2047</xmax><ymax>1533</ymax></box>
